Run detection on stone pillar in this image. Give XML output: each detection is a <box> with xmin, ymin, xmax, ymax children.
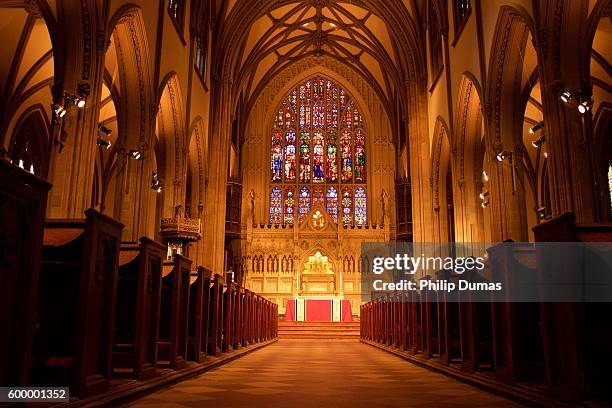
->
<box><xmin>203</xmin><ymin>77</ymin><xmax>232</xmax><ymax>272</ymax></box>
<box><xmin>46</xmin><ymin>1</ymin><xmax>106</xmax><ymax>219</ymax></box>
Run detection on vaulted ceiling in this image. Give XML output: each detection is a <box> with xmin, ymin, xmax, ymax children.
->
<box><xmin>215</xmin><ymin>0</ymin><xmax>425</xmax><ymax>118</ymax></box>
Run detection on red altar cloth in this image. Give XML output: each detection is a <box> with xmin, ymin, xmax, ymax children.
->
<box><xmin>284</xmin><ymin>299</ymin><xmax>353</xmax><ymax>322</ymax></box>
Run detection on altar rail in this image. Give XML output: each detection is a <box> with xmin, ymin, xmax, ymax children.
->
<box><xmin>361</xmin><ymin>213</ymin><xmax>612</xmax><ymax>406</ymax></box>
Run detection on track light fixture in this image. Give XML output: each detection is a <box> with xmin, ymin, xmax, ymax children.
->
<box><xmin>129</xmin><ymin>150</ymin><xmax>143</xmax><ymax>160</ymax></box>
<box><xmin>53</xmin><ymin>104</ymin><xmax>67</xmax><ymax>118</ymax></box>
<box><xmin>532</xmin><ymin>134</ymin><xmax>546</xmax><ymax>148</ymax></box>
<box><xmin>558</xmin><ymin>88</ymin><xmax>594</xmax><ymax>114</ymax></box>
<box><xmin>151</xmin><ymin>172</ymin><xmax>162</xmax><ymax>193</ymax></box>
<box><xmin>482</xmin><ymin>170</ymin><xmax>489</xmax><ymax>182</ymax></box>
<box><xmin>560</xmin><ymin>89</ymin><xmax>574</xmax><ymax>104</ymax></box>
<box><xmin>496</xmin><ymin>151</ymin><xmax>512</xmax><ymax>162</ymax></box>
<box><xmin>97</xmin><ymin>138</ymin><xmax>111</xmax><ymax>149</ymax></box>
<box><xmin>529</xmin><ymin>121</ymin><xmax>544</xmax><ymax>134</ymax></box>
<box><xmin>577</xmin><ymin>97</ymin><xmax>593</xmax><ymax>114</ymax></box>
<box><xmin>98</xmin><ymin>124</ymin><xmax>112</xmax><ymax>135</ymax></box>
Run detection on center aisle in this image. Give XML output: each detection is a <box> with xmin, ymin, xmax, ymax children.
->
<box><xmin>127</xmin><ymin>340</ymin><xmax>524</xmax><ymax>408</ymax></box>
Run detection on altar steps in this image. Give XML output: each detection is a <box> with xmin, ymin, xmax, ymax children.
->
<box><xmin>278</xmin><ymin>321</ymin><xmax>360</xmax><ymax>339</ymax></box>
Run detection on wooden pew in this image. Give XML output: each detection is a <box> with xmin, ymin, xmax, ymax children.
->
<box><xmin>188</xmin><ymin>267</ymin><xmax>211</xmax><ymax>363</ymax></box>
<box><xmin>534</xmin><ymin>213</ymin><xmax>612</xmax><ymax>401</ymax></box>
<box><xmin>208</xmin><ymin>274</ymin><xmax>225</xmax><ymax>356</ymax></box>
<box><xmin>112</xmin><ymin>237</ymin><xmax>165</xmax><ymax>379</ymax></box>
<box><xmin>487</xmin><ymin>242</ymin><xmax>545</xmax><ymax>384</ymax></box>
<box><xmin>157</xmin><ymin>255</ymin><xmax>191</xmax><ymax>370</ymax></box>
<box><xmin>436</xmin><ymin>270</ymin><xmax>462</xmax><ymax>365</ymax></box>
<box><xmin>0</xmin><ymin>160</ymin><xmax>50</xmax><ymax>387</ymax></box>
<box><xmin>30</xmin><ymin>209</ymin><xmax>123</xmax><ymax>397</ymax></box>
<box><xmin>222</xmin><ymin>282</ymin><xmax>236</xmax><ymax>352</ymax></box>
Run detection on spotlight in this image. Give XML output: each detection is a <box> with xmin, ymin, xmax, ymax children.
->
<box><xmin>29</xmin><ymin>164</ymin><xmax>35</xmax><ymax>175</ymax></box>
<box><xmin>482</xmin><ymin>170</ymin><xmax>489</xmax><ymax>182</ymax></box>
<box><xmin>496</xmin><ymin>151</ymin><xmax>511</xmax><ymax>162</ymax></box>
<box><xmin>329</xmin><ymin>22</ymin><xmax>336</xmax><ymax>27</ymax></box>
<box><xmin>98</xmin><ymin>123</ymin><xmax>112</xmax><ymax>135</ymax></box>
<box><xmin>529</xmin><ymin>121</ymin><xmax>544</xmax><ymax>134</ymax></box>
<box><xmin>129</xmin><ymin>150</ymin><xmax>143</xmax><ymax>160</ymax></box>
<box><xmin>479</xmin><ymin>191</ymin><xmax>489</xmax><ymax>200</ymax></box>
<box><xmin>75</xmin><ymin>97</ymin><xmax>86</xmax><ymax>108</ymax></box>
<box><xmin>481</xmin><ymin>201</ymin><xmax>489</xmax><ymax>208</ymax></box>
<box><xmin>560</xmin><ymin>90</ymin><xmax>572</xmax><ymax>103</ymax></box>
<box><xmin>53</xmin><ymin>104</ymin><xmax>67</xmax><ymax>118</ymax></box>
<box><xmin>532</xmin><ymin>134</ymin><xmax>545</xmax><ymax>148</ymax></box>
<box><xmin>544</xmin><ymin>151</ymin><xmax>549</xmax><ymax>159</ymax></box>
<box><xmin>97</xmin><ymin>138</ymin><xmax>112</xmax><ymax>149</ymax></box>
<box><xmin>302</xmin><ymin>22</ymin><xmax>309</xmax><ymax>27</ymax></box>
<box><xmin>578</xmin><ymin>98</ymin><xmax>593</xmax><ymax>114</ymax></box>
<box><xmin>18</xmin><ymin>159</ymin><xmax>24</xmax><ymax>169</ymax></box>
<box><xmin>151</xmin><ymin>172</ymin><xmax>162</xmax><ymax>192</ymax></box>
<box><xmin>536</xmin><ymin>206</ymin><xmax>547</xmax><ymax>219</ymax></box>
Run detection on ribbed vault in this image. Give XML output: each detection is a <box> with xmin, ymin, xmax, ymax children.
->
<box><xmin>216</xmin><ymin>0</ymin><xmax>424</xmax><ymax>123</ymax></box>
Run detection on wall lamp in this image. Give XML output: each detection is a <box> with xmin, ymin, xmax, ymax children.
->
<box><xmin>151</xmin><ymin>172</ymin><xmax>162</xmax><ymax>193</ymax></box>
<box><xmin>532</xmin><ymin>134</ymin><xmax>546</xmax><ymax>148</ymax></box>
<box><xmin>529</xmin><ymin>121</ymin><xmax>544</xmax><ymax>134</ymax></box>
<box><xmin>496</xmin><ymin>151</ymin><xmax>512</xmax><ymax>162</ymax></box>
<box><xmin>128</xmin><ymin>150</ymin><xmax>143</xmax><ymax>160</ymax></box>
<box><xmin>559</xmin><ymin>88</ymin><xmax>594</xmax><ymax>114</ymax></box>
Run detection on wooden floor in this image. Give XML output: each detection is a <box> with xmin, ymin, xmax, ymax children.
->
<box><xmin>127</xmin><ymin>339</ymin><xmax>525</xmax><ymax>408</ymax></box>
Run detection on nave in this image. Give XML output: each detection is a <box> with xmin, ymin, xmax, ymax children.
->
<box><xmin>127</xmin><ymin>340</ymin><xmax>522</xmax><ymax>408</ymax></box>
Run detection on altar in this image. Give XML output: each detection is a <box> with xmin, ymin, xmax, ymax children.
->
<box><xmin>284</xmin><ymin>297</ymin><xmax>353</xmax><ymax>322</ymax></box>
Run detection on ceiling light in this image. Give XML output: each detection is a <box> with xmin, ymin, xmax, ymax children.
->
<box><xmin>302</xmin><ymin>22</ymin><xmax>309</xmax><ymax>27</ymax></box>
<box><xmin>329</xmin><ymin>22</ymin><xmax>336</xmax><ymax>27</ymax></box>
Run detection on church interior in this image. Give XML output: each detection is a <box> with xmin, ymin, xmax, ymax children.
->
<box><xmin>1</xmin><ymin>0</ymin><xmax>611</xmax><ymax>406</ymax></box>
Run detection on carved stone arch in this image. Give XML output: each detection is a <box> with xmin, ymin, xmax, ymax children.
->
<box><xmin>156</xmin><ymin>72</ymin><xmax>187</xmax><ymax>218</ymax></box>
<box><xmin>186</xmin><ymin>117</ymin><xmax>207</xmax><ymax>218</ymax></box>
<box><xmin>486</xmin><ymin>5</ymin><xmax>536</xmax><ymax>150</ymax></box>
<box><xmin>8</xmin><ymin>105</ymin><xmax>51</xmax><ymax>178</ymax></box>
<box><xmin>106</xmin><ymin>5</ymin><xmax>154</xmax><ymax>150</ymax></box>
<box><xmin>431</xmin><ymin>117</ymin><xmax>452</xmax><ymax>210</ymax></box>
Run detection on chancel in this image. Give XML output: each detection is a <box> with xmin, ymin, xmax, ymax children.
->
<box><xmin>0</xmin><ymin>0</ymin><xmax>611</xmax><ymax>407</ymax></box>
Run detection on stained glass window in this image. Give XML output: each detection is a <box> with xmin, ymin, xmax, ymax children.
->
<box><xmin>299</xmin><ymin>187</ymin><xmax>311</xmax><ymax>223</ymax></box>
<box><xmin>270</xmin><ymin>187</ymin><xmax>282</xmax><ymax>225</ymax></box>
<box><xmin>269</xmin><ymin>76</ymin><xmax>367</xmax><ymax>225</ymax></box>
<box><xmin>327</xmin><ymin>187</ymin><xmax>338</xmax><ymax>223</ymax></box>
<box><xmin>284</xmin><ymin>188</ymin><xmax>295</xmax><ymax>225</ymax></box>
<box><xmin>342</xmin><ymin>188</ymin><xmax>353</xmax><ymax>226</ymax></box>
<box><xmin>355</xmin><ymin>187</ymin><xmax>367</xmax><ymax>226</ymax></box>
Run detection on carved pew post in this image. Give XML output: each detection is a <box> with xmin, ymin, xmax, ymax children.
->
<box><xmin>533</xmin><ymin>213</ymin><xmax>612</xmax><ymax>401</ymax></box>
<box><xmin>488</xmin><ymin>243</ymin><xmax>544</xmax><ymax>384</ymax></box>
<box><xmin>223</xmin><ymin>282</ymin><xmax>236</xmax><ymax>352</ymax></box>
<box><xmin>113</xmin><ymin>237</ymin><xmax>165</xmax><ymax>380</ymax></box>
<box><xmin>157</xmin><ymin>255</ymin><xmax>192</xmax><ymax>370</ymax></box>
<box><xmin>208</xmin><ymin>273</ymin><xmax>225</xmax><ymax>356</ymax></box>
<box><xmin>33</xmin><ymin>209</ymin><xmax>123</xmax><ymax>397</ymax></box>
<box><xmin>0</xmin><ymin>160</ymin><xmax>50</xmax><ymax>387</ymax></box>
<box><xmin>188</xmin><ymin>267</ymin><xmax>212</xmax><ymax>363</ymax></box>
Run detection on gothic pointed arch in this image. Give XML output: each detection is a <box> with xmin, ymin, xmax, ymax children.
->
<box><xmin>268</xmin><ymin>75</ymin><xmax>368</xmax><ymax>227</ymax></box>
